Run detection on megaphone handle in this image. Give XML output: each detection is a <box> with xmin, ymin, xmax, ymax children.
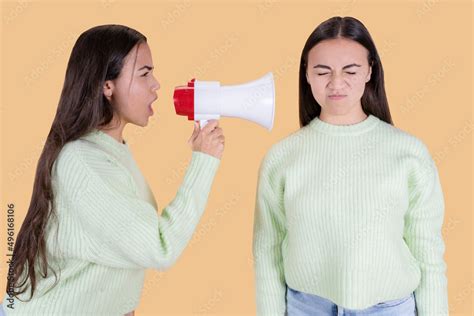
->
<box><xmin>199</xmin><ymin>120</ymin><xmax>208</xmax><ymax>128</ymax></box>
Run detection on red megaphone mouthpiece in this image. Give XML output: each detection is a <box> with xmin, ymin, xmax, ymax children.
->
<box><xmin>173</xmin><ymin>79</ymin><xmax>195</xmax><ymax>120</ymax></box>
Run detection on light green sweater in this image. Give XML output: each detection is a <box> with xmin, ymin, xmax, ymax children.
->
<box><xmin>252</xmin><ymin>114</ymin><xmax>448</xmax><ymax>315</ymax></box>
<box><xmin>2</xmin><ymin>129</ymin><xmax>220</xmax><ymax>315</ymax></box>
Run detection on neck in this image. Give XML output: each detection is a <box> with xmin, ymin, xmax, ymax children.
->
<box><xmin>319</xmin><ymin>106</ymin><xmax>368</xmax><ymax>125</ymax></box>
<box><xmin>100</xmin><ymin>118</ymin><xmax>127</xmax><ymax>144</ymax></box>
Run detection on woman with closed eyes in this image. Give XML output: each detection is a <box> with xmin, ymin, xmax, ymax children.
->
<box><xmin>252</xmin><ymin>16</ymin><xmax>448</xmax><ymax>316</ymax></box>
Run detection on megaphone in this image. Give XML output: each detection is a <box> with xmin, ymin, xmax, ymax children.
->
<box><xmin>173</xmin><ymin>72</ymin><xmax>275</xmax><ymax>130</ymax></box>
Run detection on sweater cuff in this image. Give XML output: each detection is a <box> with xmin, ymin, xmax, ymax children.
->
<box><xmin>414</xmin><ymin>275</ymin><xmax>449</xmax><ymax>315</ymax></box>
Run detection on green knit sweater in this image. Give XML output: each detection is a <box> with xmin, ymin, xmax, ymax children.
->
<box><xmin>252</xmin><ymin>114</ymin><xmax>448</xmax><ymax>315</ymax></box>
<box><xmin>2</xmin><ymin>129</ymin><xmax>220</xmax><ymax>315</ymax></box>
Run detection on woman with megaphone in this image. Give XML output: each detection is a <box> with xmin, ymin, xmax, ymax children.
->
<box><xmin>2</xmin><ymin>25</ymin><xmax>224</xmax><ymax>316</ymax></box>
<box><xmin>253</xmin><ymin>16</ymin><xmax>448</xmax><ymax>316</ymax></box>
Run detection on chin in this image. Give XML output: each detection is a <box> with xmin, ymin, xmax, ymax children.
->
<box><xmin>131</xmin><ymin>119</ymin><xmax>148</xmax><ymax>127</ymax></box>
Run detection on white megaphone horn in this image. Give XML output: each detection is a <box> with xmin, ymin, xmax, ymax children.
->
<box><xmin>173</xmin><ymin>72</ymin><xmax>275</xmax><ymax>130</ymax></box>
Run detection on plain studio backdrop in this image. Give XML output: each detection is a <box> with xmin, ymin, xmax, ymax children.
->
<box><xmin>0</xmin><ymin>1</ymin><xmax>472</xmax><ymax>315</ymax></box>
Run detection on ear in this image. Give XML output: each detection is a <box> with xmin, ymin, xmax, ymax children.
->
<box><xmin>366</xmin><ymin>63</ymin><xmax>372</xmax><ymax>83</ymax></box>
<box><xmin>306</xmin><ymin>71</ymin><xmax>310</xmax><ymax>84</ymax></box>
<box><xmin>103</xmin><ymin>80</ymin><xmax>115</xmax><ymax>101</ymax></box>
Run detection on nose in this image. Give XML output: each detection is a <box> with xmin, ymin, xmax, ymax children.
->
<box><xmin>328</xmin><ymin>73</ymin><xmax>347</xmax><ymax>90</ymax></box>
<box><xmin>151</xmin><ymin>75</ymin><xmax>160</xmax><ymax>92</ymax></box>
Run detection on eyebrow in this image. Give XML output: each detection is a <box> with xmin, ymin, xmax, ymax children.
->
<box><xmin>137</xmin><ymin>65</ymin><xmax>154</xmax><ymax>71</ymax></box>
<box><xmin>313</xmin><ymin>63</ymin><xmax>362</xmax><ymax>70</ymax></box>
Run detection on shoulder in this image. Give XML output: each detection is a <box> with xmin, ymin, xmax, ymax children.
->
<box><xmin>378</xmin><ymin>121</ymin><xmax>436</xmax><ymax>179</ymax></box>
<box><xmin>54</xmin><ymin>140</ymin><xmax>135</xmax><ymax>198</ymax></box>
<box><xmin>52</xmin><ymin>140</ymin><xmax>93</xmax><ymax>201</ymax></box>
<box><xmin>259</xmin><ymin>126</ymin><xmax>310</xmax><ymax>174</ymax></box>
<box><xmin>55</xmin><ymin>139</ymin><xmax>112</xmax><ymax>175</ymax></box>
<box><xmin>54</xmin><ymin>140</ymin><xmax>88</xmax><ymax>179</ymax></box>
<box><xmin>376</xmin><ymin>120</ymin><xmax>432</xmax><ymax>157</ymax></box>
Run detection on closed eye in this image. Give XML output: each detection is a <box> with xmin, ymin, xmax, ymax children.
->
<box><xmin>141</xmin><ymin>72</ymin><xmax>149</xmax><ymax>77</ymax></box>
<box><xmin>317</xmin><ymin>72</ymin><xmax>356</xmax><ymax>76</ymax></box>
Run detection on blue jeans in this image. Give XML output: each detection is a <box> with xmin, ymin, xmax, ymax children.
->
<box><xmin>286</xmin><ymin>286</ymin><xmax>417</xmax><ymax>316</ymax></box>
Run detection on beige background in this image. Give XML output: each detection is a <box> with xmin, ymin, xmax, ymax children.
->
<box><xmin>1</xmin><ymin>0</ymin><xmax>472</xmax><ymax>315</ymax></box>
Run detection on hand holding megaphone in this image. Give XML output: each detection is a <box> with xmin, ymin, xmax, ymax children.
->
<box><xmin>173</xmin><ymin>72</ymin><xmax>275</xmax><ymax>130</ymax></box>
<box><xmin>187</xmin><ymin>120</ymin><xmax>225</xmax><ymax>160</ymax></box>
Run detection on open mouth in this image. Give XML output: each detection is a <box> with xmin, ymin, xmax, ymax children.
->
<box><xmin>148</xmin><ymin>97</ymin><xmax>157</xmax><ymax>115</ymax></box>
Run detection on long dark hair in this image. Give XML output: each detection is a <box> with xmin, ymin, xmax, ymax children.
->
<box><xmin>299</xmin><ymin>16</ymin><xmax>393</xmax><ymax>127</ymax></box>
<box><xmin>7</xmin><ymin>24</ymin><xmax>147</xmax><ymax>301</ymax></box>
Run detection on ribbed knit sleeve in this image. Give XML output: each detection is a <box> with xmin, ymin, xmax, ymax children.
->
<box><xmin>252</xmin><ymin>144</ymin><xmax>288</xmax><ymax>316</ymax></box>
<box><xmin>403</xmin><ymin>142</ymin><xmax>449</xmax><ymax>315</ymax></box>
<box><xmin>57</xmin><ymin>147</ymin><xmax>220</xmax><ymax>270</ymax></box>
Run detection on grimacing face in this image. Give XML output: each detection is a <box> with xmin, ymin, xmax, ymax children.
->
<box><xmin>305</xmin><ymin>37</ymin><xmax>372</xmax><ymax>116</ymax></box>
<box><xmin>103</xmin><ymin>42</ymin><xmax>160</xmax><ymax>127</ymax></box>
